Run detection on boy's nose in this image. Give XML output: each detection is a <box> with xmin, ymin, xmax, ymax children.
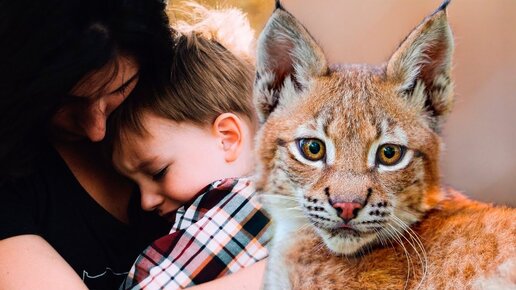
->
<box><xmin>140</xmin><ymin>189</ymin><xmax>164</xmax><ymax>211</ymax></box>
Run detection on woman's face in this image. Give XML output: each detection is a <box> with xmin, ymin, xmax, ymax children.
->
<box><xmin>50</xmin><ymin>55</ymin><xmax>139</xmax><ymax>142</ymax></box>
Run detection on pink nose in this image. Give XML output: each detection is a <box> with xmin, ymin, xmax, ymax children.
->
<box><xmin>332</xmin><ymin>202</ymin><xmax>363</xmax><ymax>223</ymax></box>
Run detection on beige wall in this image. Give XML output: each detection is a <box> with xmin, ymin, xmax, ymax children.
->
<box><xmin>171</xmin><ymin>0</ymin><xmax>516</xmax><ymax>206</ymax></box>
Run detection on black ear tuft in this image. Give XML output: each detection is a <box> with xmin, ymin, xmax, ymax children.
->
<box><xmin>434</xmin><ymin>0</ymin><xmax>451</xmax><ymax>14</ymax></box>
<box><xmin>275</xmin><ymin>0</ymin><xmax>284</xmax><ymax>10</ymax></box>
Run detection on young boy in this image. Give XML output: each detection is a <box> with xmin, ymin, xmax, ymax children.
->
<box><xmin>108</xmin><ymin>5</ymin><xmax>270</xmax><ymax>289</ymax></box>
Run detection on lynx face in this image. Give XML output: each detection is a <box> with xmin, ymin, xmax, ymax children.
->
<box><xmin>254</xmin><ymin>3</ymin><xmax>453</xmax><ymax>255</ymax></box>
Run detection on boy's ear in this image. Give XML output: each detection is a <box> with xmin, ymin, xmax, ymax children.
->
<box><xmin>254</xmin><ymin>6</ymin><xmax>328</xmax><ymax>123</ymax></box>
<box><xmin>212</xmin><ymin>113</ymin><xmax>244</xmax><ymax>163</ymax></box>
<box><xmin>386</xmin><ymin>0</ymin><xmax>454</xmax><ymax>132</ymax></box>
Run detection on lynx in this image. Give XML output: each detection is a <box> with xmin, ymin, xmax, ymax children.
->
<box><xmin>253</xmin><ymin>1</ymin><xmax>516</xmax><ymax>289</ymax></box>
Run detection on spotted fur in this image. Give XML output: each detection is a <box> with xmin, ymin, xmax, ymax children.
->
<box><xmin>254</xmin><ymin>1</ymin><xmax>516</xmax><ymax>289</ymax></box>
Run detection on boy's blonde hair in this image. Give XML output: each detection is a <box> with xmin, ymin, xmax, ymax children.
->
<box><xmin>109</xmin><ymin>3</ymin><xmax>256</xmax><ymax>145</ymax></box>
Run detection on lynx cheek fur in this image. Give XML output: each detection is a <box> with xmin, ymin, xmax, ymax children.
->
<box><xmin>253</xmin><ymin>1</ymin><xmax>516</xmax><ymax>289</ymax></box>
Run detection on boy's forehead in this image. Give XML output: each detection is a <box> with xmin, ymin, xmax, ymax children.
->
<box><xmin>112</xmin><ymin>114</ymin><xmax>184</xmax><ymax>172</ymax></box>
<box><xmin>115</xmin><ymin>111</ymin><xmax>165</xmax><ymax>155</ymax></box>
<box><xmin>113</xmin><ymin>131</ymin><xmax>153</xmax><ymax>172</ymax></box>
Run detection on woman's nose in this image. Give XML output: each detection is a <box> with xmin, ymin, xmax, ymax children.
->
<box><xmin>82</xmin><ymin>100</ymin><xmax>108</xmax><ymax>142</ymax></box>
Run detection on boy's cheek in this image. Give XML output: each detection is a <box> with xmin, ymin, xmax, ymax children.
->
<box><xmin>163</xmin><ymin>172</ymin><xmax>203</xmax><ymax>201</ymax></box>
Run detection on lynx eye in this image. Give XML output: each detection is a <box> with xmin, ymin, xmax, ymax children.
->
<box><xmin>298</xmin><ymin>138</ymin><xmax>326</xmax><ymax>161</ymax></box>
<box><xmin>377</xmin><ymin>144</ymin><xmax>405</xmax><ymax>166</ymax></box>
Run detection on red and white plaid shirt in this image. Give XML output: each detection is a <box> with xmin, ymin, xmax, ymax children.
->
<box><xmin>121</xmin><ymin>178</ymin><xmax>271</xmax><ymax>289</ymax></box>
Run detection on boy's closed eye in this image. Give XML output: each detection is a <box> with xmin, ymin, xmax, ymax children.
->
<box><xmin>151</xmin><ymin>166</ymin><xmax>169</xmax><ymax>181</ymax></box>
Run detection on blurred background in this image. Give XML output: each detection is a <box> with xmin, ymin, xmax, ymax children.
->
<box><xmin>168</xmin><ymin>0</ymin><xmax>515</xmax><ymax>206</ymax></box>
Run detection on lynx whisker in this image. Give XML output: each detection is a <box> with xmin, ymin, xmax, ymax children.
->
<box><xmin>283</xmin><ymin>207</ymin><xmax>304</xmax><ymax>212</ymax></box>
<box><xmin>389</xmin><ymin>217</ymin><xmax>427</xmax><ymax>273</ymax></box>
<box><xmin>289</xmin><ymin>224</ymin><xmax>312</xmax><ymax>238</ymax></box>
<box><xmin>385</xmin><ymin>224</ymin><xmax>413</xmax><ymax>290</ymax></box>
<box><xmin>388</xmin><ymin>221</ymin><xmax>427</xmax><ymax>290</ymax></box>
<box><xmin>313</xmin><ymin>239</ymin><xmax>328</xmax><ymax>255</ymax></box>
<box><xmin>391</xmin><ymin>215</ymin><xmax>429</xmax><ymax>289</ymax></box>
<box><xmin>372</xmin><ymin>228</ymin><xmax>388</xmax><ymax>247</ymax></box>
<box><xmin>378</xmin><ymin>228</ymin><xmax>397</xmax><ymax>251</ymax></box>
<box><xmin>259</xmin><ymin>193</ymin><xmax>301</xmax><ymax>202</ymax></box>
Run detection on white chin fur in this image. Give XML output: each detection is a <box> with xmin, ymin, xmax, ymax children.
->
<box><xmin>317</xmin><ymin>229</ymin><xmax>377</xmax><ymax>255</ymax></box>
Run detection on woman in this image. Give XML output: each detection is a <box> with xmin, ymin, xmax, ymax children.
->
<box><xmin>0</xmin><ymin>0</ymin><xmax>174</xmax><ymax>288</ymax></box>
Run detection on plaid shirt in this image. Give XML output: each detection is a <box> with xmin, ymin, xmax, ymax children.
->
<box><xmin>121</xmin><ymin>178</ymin><xmax>271</xmax><ymax>289</ymax></box>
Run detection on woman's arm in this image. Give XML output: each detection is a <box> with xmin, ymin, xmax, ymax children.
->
<box><xmin>189</xmin><ymin>259</ymin><xmax>266</xmax><ymax>290</ymax></box>
<box><xmin>0</xmin><ymin>235</ymin><xmax>88</xmax><ymax>289</ymax></box>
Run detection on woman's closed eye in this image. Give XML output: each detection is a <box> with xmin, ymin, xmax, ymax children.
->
<box><xmin>111</xmin><ymin>80</ymin><xmax>131</xmax><ymax>96</ymax></box>
<box><xmin>110</xmin><ymin>73</ymin><xmax>139</xmax><ymax>96</ymax></box>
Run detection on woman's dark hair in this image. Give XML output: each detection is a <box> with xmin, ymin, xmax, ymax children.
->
<box><xmin>0</xmin><ymin>0</ymin><xmax>175</xmax><ymax>180</ymax></box>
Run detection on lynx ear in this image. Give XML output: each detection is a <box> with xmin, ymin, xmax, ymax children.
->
<box><xmin>387</xmin><ymin>0</ymin><xmax>454</xmax><ymax>132</ymax></box>
<box><xmin>254</xmin><ymin>5</ymin><xmax>328</xmax><ymax>122</ymax></box>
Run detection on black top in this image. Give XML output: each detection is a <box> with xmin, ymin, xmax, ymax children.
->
<box><xmin>0</xmin><ymin>143</ymin><xmax>170</xmax><ymax>289</ymax></box>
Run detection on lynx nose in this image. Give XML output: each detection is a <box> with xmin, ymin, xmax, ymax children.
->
<box><xmin>332</xmin><ymin>202</ymin><xmax>363</xmax><ymax>223</ymax></box>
